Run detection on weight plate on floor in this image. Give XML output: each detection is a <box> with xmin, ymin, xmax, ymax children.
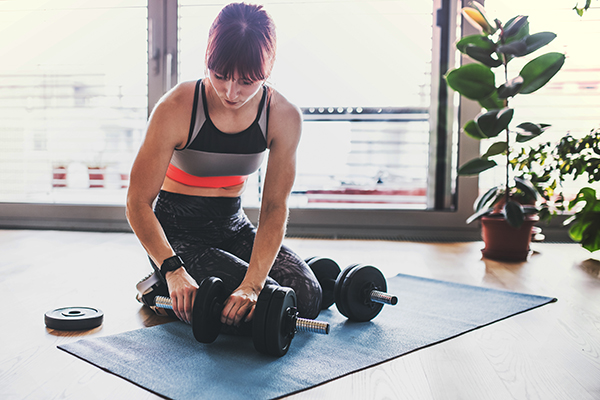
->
<box><xmin>44</xmin><ymin>306</ymin><xmax>104</xmax><ymax>331</ymax></box>
<box><xmin>306</xmin><ymin>257</ymin><xmax>341</xmax><ymax>309</ymax></box>
<box><xmin>193</xmin><ymin>277</ymin><xmax>227</xmax><ymax>343</ymax></box>
<box><xmin>334</xmin><ymin>263</ymin><xmax>360</xmax><ymax>318</ymax></box>
<box><xmin>265</xmin><ymin>287</ymin><xmax>297</xmax><ymax>357</ymax></box>
<box><xmin>252</xmin><ymin>284</ymin><xmax>277</xmax><ymax>355</ymax></box>
<box><xmin>336</xmin><ymin>264</ymin><xmax>386</xmax><ymax>322</ymax></box>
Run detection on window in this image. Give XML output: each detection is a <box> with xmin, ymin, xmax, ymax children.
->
<box><xmin>0</xmin><ymin>0</ymin><xmax>148</xmax><ymax>205</ymax></box>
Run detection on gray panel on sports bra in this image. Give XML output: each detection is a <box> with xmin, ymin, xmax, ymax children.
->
<box><xmin>170</xmin><ymin>149</ymin><xmax>267</xmax><ymax>177</ymax></box>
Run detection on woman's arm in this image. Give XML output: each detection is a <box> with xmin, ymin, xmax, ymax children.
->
<box><xmin>221</xmin><ymin>90</ymin><xmax>303</xmax><ymax>326</ymax></box>
<box><xmin>126</xmin><ymin>81</ymin><xmax>199</xmax><ymax>324</ymax></box>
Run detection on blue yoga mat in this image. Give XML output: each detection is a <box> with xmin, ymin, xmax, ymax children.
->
<box><xmin>59</xmin><ymin>274</ymin><xmax>556</xmax><ymax>400</ymax></box>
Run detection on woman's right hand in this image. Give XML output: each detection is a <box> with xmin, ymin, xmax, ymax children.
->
<box><xmin>165</xmin><ymin>267</ymin><xmax>199</xmax><ymax>324</ymax></box>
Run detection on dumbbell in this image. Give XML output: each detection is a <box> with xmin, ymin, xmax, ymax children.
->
<box><xmin>306</xmin><ymin>257</ymin><xmax>398</xmax><ymax>322</ymax></box>
<box><xmin>153</xmin><ymin>276</ymin><xmax>330</xmax><ymax>357</ymax></box>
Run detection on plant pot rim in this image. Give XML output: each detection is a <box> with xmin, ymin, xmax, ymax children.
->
<box><xmin>481</xmin><ymin>213</ymin><xmax>539</xmax><ymax>222</ymax></box>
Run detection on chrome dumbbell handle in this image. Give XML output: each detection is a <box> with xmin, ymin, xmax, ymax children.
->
<box><xmin>369</xmin><ymin>290</ymin><xmax>398</xmax><ymax>306</ymax></box>
<box><xmin>295</xmin><ymin>317</ymin><xmax>330</xmax><ymax>334</ymax></box>
<box><xmin>154</xmin><ymin>295</ymin><xmax>175</xmax><ymax>310</ymax></box>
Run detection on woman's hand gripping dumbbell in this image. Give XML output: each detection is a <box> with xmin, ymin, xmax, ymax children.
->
<box><xmin>153</xmin><ymin>276</ymin><xmax>330</xmax><ymax>356</ymax></box>
<box><xmin>305</xmin><ymin>257</ymin><xmax>398</xmax><ymax>322</ymax></box>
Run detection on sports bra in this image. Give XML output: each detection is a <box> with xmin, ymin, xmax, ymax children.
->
<box><xmin>166</xmin><ymin>79</ymin><xmax>269</xmax><ymax>188</ymax></box>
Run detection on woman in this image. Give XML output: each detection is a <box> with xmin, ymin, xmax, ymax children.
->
<box><xmin>127</xmin><ymin>2</ymin><xmax>322</xmax><ymax>330</ymax></box>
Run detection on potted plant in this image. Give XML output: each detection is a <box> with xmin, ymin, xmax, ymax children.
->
<box><xmin>511</xmin><ymin>128</ymin><xmax>600</xmax><ymax>254</ymax></box>
<box><xmin>445</xmin><ymin>2</ymin><xmax>565</xmax><ymax>261</ymax></box>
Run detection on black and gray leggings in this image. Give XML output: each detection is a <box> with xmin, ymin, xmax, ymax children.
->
<box><xmin>153</xmin><ymin>190</ymin><xmax>322</xmax><ymax>321</ymax></box>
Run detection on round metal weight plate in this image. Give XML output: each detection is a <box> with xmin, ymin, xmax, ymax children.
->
<box><xmin>265</xmin><ymin>287</ymin><xmax>297</xmax><ymax>357</ymax></box>
<box><xmin>44</xmin><ymin>306</ymin><xmax>104</xmax><ymax>331</ymax></box>
<box><xmin>337</xmin><ymin>265</ymin><xmax>386</xmax><ymax>322</ymax></box>
<box><xmin>193</xmin><ymin>277</ymin><xmax>227</xmax><ymax>343</ymax></box>
<box><xmin>252</xmin><ymin>285</ymin><xmax>277</xmax><ymax>355</ymax></box>
<box><xmin>306</xmin><ymin>257</ymin><xmax>341</xmax><ymax>309</ymax></box>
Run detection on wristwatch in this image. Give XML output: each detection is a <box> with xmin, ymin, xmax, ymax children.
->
<box><xmin>159</xmin><ymin>255</ymin><xmax>184</xmax><ymax>281</ymax></box>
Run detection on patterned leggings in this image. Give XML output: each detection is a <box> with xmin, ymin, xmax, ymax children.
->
<box><xmin>153</xmin><ymin>190</ymin><xmax>322</xmax><ymax>321</ymax></box>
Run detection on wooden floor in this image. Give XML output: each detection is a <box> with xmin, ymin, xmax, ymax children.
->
<box><xmin>1</xmin><ymin>229</ymin><xmax>599</xmax><ymax>400</ymax></box>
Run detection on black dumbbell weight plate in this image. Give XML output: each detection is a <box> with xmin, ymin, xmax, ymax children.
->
<box><xmin>252</xmin><ymin>285</ymin><xmax>277</xmax><ymax>355</ymax></box>
<box><xmin>45</xmin><ymin>306</ymin><xmax>104</xmax><ymax>331</ymax></box>
<box><xmin>264</xmin><ymin>287</ymin><xmax>298</xmax><ymax>357</ymax></box>
<box><xmin>333</xmin><ymin>263</ymin><xmax>359</xmax><ymax>318</ymax></box>
<box><xmin>305</xmin><ymin>257</ymin><xmax>341</xmax><ymax>309</ymax></box>
<box><xmin>193</xmin><ymin>277</ymin><xmax>227</xmax><ymax>343</ymax></box>
<box><xmin>336</xmin><ymin>264</ymin><xmax>386</xmax><ymax>322</ymax></box>
<box><xmin>304</xmin><ymin>256</ymin><xmax>317</xmax><ymax>264</ymax></box>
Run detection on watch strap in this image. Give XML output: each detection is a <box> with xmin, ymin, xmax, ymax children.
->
<box><xmin>159</xmin><ymin>255</ymin><xmax>184</xmax><ymax>281</ymax></box>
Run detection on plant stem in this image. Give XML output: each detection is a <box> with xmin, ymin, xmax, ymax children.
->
<box><xmin>503</xmin><ymin>55</ymin><xmax>510</xmax><ymax>205</ymax></box>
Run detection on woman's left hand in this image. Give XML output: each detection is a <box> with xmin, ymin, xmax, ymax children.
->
<box><xmin>221</xmin><ymin>282</ymin><xmax>261</xmax><ymax>326</ymax></box>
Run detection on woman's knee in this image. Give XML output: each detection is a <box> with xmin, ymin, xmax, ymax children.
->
<box><xmin>296</xmin><ymin>276</ymin><xmax>322</xmax><ymax>319</ymax></box>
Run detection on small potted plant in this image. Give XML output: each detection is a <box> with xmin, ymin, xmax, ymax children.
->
<box><xmin>511</xmin><ymin>128</ymin><xmax>600</xmax><ymax>255</ymax></box>
<box><xmin>445</xmin><ymin>2</ymin><xmax>565</xmax><ymax>261</ymax></box>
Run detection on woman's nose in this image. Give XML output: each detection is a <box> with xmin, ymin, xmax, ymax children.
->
<box><xmin>224</xmin><ymin>80</ymin><xmax>239</xmax><ymax>99</ymax></box>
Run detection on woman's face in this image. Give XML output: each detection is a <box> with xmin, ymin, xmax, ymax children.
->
<box><xmin>208</xmin><ymin>70</ymin><xmax>264</xmax><ymax>110</ymax></box>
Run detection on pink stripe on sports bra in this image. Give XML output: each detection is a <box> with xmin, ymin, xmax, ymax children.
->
<box><xmin>166</xmin><ymin>164</ymin><xmax>247</xmax><ymax>188</ymax></box>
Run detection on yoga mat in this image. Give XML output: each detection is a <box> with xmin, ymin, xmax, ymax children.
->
<box><xmin>59</xmin><ymin>274</ymin><xmax>556</xmax><ymax>400</ymax></box>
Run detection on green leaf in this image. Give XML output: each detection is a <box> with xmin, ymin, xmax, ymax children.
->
<box><xmin>581</xmin><ymin>226</ymin><xmax>600</xmax><ymax>252</ymax></box>
<box><xmin>502</xmin><ymin>200</ymin><xmax>525</xmax><ymax>228</ymax></box>
<box><xmin>446</xmin><ymin>63</ymin><xmax>496</xmax><ymax>101</ymax></box>
<box><xmin>474</xmin><ymin>186</ymin><xmax>502</xmax><ymax>212</ymax></box>
<box><xmin>520</xmin><ymin>52</ymin><xmax>566</xmax><ymax>94</ymax></box>
<box><xmin>463</xmin><ymin>120</ymin><xmax>487</xmax><ymax>139</ymax></box>
<box><xmin>516</xmin><ymin>122</ymin><xmax>550</xmax><ymax>142</ymax></box>
<box><xmin>569</xmin><ymin>219</ymin><xmax>591</xmax><ymax>242</ymax></box>
<box><xmin>465</xmin><ymin>46</ymin><xmax>503</xmax><ymax>67</ymax></box>
<box><xmin>498</xmin><ymin>76</ymin><xmax>524</xmax><ymax>99</ymax></box>
<box><xmin>482</xmin><ymin>141</ymin><xmax>508</xmax><ymax>158</ymax></box>
<box><xmin>522</xmin><ymin>32</ymin><xmax>557</xmax><ymax>56</ymax></box>
<box><xmin>478</xmin><ymin>90</ymin><xmax>506</xmax><ymax>110</ymax></box>
<box><xmin>466</xmin><ymin>207</ymin><xmax>494</xmax><ymax>224</ymax></box>
<box><xmin>498</xmin><ymin>40</ymin><xmax>528</xmax><ymax>57</ymax></box>
<box><xmin>566</xmin><ymin>188</ymin><xmax>600</xmax><ymax>252</ymax></box>
<box><xmin>458</xmin><ymin>158</ymin><xmax>498</xmax><ymax>176</ymax></box>
<box><xmin>457</xmin><ymin>35</ymin><xmax>495</xmax><ymax>53</ymax></box>
<box><xmin>500</xmin><ymin>32</ymin><xmax>555</xmax><ymax>58</ymax></box>
<box><xmin>475</xmin><ymin>108</ymin><xmax>514</xmax><ymax>138</ymax></box>
<box><xmin>514</xmin><ymin>177</ymin><xmax>539</xmax><ymax>201</ymax></box>
<box><xmin>569</xmin><ymin>187</ymin><xmax>598</xmax><ymax>209</ymax></box>
<box><xmin>502</xmin><ymin>16</ymin><xmax>529</xmax><ymax>42</ymax></box>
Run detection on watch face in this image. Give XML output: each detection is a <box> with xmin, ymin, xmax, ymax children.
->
<box><xmin>162</xmin><ymin>256</ymin><xmax>183</xmax><ymax>272</ymax></box>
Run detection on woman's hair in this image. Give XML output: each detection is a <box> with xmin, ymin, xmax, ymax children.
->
<box><xmin>205</xmin><ymin>3</ymin><xmax>277</xmax><ymax>82</ymax></box>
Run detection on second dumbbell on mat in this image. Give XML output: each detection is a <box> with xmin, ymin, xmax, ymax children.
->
<box><xmin>305</xmin><ymin>257</ymin><xmax>398</xmax><ymax>322</ymax></box>
<box><xmin>153</xmin><ymin>276</ymin><xmax>330</xmax><ymax>357</ymax></box>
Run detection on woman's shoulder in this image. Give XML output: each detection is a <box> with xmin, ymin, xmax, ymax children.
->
<box><xmin>267</xmin><ymin>87</ymin><xmax>302</xmax><ymax>124</ymax></box>
<box><xmin>160</xmin><ymin>80</ymin><xmax>197</xmax><ymax>108</ymax></box>
<box><xmin>150</xmin><ymin>80</ymin><xmax>198</xmax><ymax>120</ymax></box>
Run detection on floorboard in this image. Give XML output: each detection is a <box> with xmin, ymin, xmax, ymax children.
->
<box><xmin>0</xmin><ymin>229</ymin><xmax>598</xmax><ymax>400</ymax></box>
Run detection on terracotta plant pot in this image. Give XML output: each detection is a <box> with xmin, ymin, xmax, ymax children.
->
<box><xmin>480</xmin><ymin>214</ymin><xmax>539</xmax><ymax>262</ymax></box>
